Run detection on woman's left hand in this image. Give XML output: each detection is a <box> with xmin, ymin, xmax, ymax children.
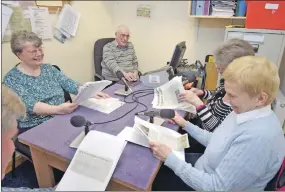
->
<box><xmin>149</xmin><ymin>140</ymin><xmax>172</xmax><ymax>162</ymax></box>
<box><xmin>94</xmin><ymin>92</ymin><xmax>111</xmax><ymax>99</ymax></box>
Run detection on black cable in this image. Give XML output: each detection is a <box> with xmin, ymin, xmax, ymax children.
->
<box><xmin>90</xmin><ymin>88</ymin><xmax>154</xmax><ymax>125</ymax></box>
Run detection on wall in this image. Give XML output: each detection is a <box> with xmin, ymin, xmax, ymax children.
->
<box><xmin>112</xmin><ymin>1</ymin><xmax>245</xmax><ymax>73</ymax></box>
<box><xmin>2</xmin><ymin>1</ymin><xmax>244</xmax><ymax>81</ymax></box>
<box><xmin>2</xmin><ymin>1</ymin><xmax>114</xmax><ymax>83</ymax></box>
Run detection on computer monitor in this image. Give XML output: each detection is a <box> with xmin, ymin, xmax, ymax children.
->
<box><xmin>169</xmin><ymin>41</ymin><xmax>186</xmax><ymax>73</ymax></box>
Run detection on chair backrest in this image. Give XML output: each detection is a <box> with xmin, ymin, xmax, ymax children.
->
<box><xmin>93</xmin><ymin>38</ymin><xmax>115</xmax><ymax>79</ymax></box>
<box><xmin>52</xmin><ymin>65</ymin><xmax>72</xmax><ymax>103</ymax></box>
<box><xmin>265</xmin><ymin>157</ymin><xmax>285</xmax><ymax>191</ymax></box>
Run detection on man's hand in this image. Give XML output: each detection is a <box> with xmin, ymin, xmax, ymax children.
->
<box><xmin>179</xmin><ymin>90</ymin><xmax>204</xmax><ymax>107</ymax></box>
<box><xmin>149</xmin><ymin>140</ymin><xmax>172</xmax><ymax>162</ymax></box>
<box><xmin>94</xmin><ymin>92</ymin><xmax>111</xmax><ymax>99</ymax></box>
<box><xmin>57</xmin><ymin>103</ymin><xmax>78</xmax><ymax>115</ymax></box>
<box><xmin>190</xmin><ymin>88</ymin><xmax>204</xmax><ymax>96</ymax></box>
<box><xmin>123</xmin><ymin>72</ymin><xmax>138</xmax><ymax>82</ymax></box>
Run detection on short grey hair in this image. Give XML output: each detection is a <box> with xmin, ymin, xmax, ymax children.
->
<box><xmin>10</xmin><ymin>30</ymin><xmax>42</xmax><ymax>56</ymax></box>
<box><xmin>2</xmin><ymin>86</ymin><xmax>26</xmax><ymax>134</ymax></box>
<box><xmin>116</xmin><ymin>25</ymin><xmax>129</xmax><ymax>34</ymax></box>
<box><xmin>214</xmin><ymin>39</ymin><xmax>255</xmax><ymax>66</ymax></box>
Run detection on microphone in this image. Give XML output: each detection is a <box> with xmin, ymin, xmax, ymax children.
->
<box><xmin>136</xmin><ymin>109</ymin><xmax>175</xmax><ymax>119</ymax></box>
<box><xmin>70</xmin><ymin>115</ymin><xmax>93</xmax><ymax>135</ymax></box>
<box><xmin>115</xmin><ymin>71</ymin><xmax>132</xmax><ymax>96</ymax></box>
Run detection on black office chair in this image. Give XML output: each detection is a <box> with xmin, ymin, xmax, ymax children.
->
<box><xmin>11</xmin><ymin>65</ymin><xmax>72</xmax><ymax>177</ymax></box>
<box><xmin>93</xmin><ymin>38</ymin><xmax>115</xmax><ymax>81</ymax></box>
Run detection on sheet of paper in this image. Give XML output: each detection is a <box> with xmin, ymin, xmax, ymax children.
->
<box><xmin>28</xmin><ymin>6</ymin><xmax>53</xmax><ymax>39</ymax></box>
<box><xmin>152</xmin><ymin>76</ymin><xmax>196</xmax><ymax>113</ymax></box>
<box><xmin>118</xmin><ymin>126</ymin><xmax>185</xmax><ymax>161</ymax></box>
<box><xmin>19</xmin><ymin>1</ymin><xmax>36</xmax><ymax>18</ymax></box>
<box><xmin>134</xmin><ymin>117</ymin><xmax>190</xmax><ymax>151</ymax></box>
<box><xmin>55</xmin><ymin>4</ymin><xmax>81</xmax><ymax>37</ymax></box>
<box><xmin>2</xmin><ymin>5</ymin><xmax>13</xmax><ymax>39</ymax></box>
<box><xmin>56</xmin><ymin>130</ymin><xmax>127</xmax><ymax>191</ymax></box>
<box><xmin>80</xmin><ymin>98</ymin><xmax>124</xmax><ymax>114</ymax></box>
<box><xmin>74</xmin><ymin>80</ymin><xmax>112</xmax><ymax>104</ymax></box>
<box><xmin>243</xmin><ymin>34</ymin><xmax>265</xmax><ymax>43</ymax></box>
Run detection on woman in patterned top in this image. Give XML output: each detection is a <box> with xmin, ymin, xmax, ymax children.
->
<box><xmin>3</xmin><ymin>31</ymin><xmax>110</xmax><ymax>133</ymax></box>
<box><xmin>179</xmin><ymin>39</ymin><xmax>255</xmax><ymax>132</ymax></box>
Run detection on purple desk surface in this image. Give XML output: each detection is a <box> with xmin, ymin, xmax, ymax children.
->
<box><xmin>19</xmin><ymin>83</ymin><xmax>183</xmax><ymax>190</ymax></box>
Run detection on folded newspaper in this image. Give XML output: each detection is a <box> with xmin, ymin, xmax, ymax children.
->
<box><xmin>133</xmin><ymin>116</ymin><xmax>189</xmax><ymax>151</ymax></box>
<box><xmin>74</xmin><ymin>80</ymin><xmax>112</xmax><ymax>104</ymax></box>
<box><xmin>152</xmin><ymin>76</ymin><xmax>196</xmax><ymax>113</ymax></box>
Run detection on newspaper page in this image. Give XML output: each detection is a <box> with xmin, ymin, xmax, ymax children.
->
<box><xmin>152</xmin><ymin>76</ymin><xmax>196</xmax><ymax>113</ymax></box>
<box><xmin>134</xmin><ymin>117</ymin><xmax>189</xmax><ymax>151</ymax></box>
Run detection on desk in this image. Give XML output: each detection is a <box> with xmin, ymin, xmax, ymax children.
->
<box><xmin>18</xmin><ymin>83</ymin><xmax>183</xmax><ymax>190</ymax></box>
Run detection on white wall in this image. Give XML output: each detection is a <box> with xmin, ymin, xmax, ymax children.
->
<box><xmin>112</xmin><ymin>1</ymin><xmax>245</xmax><ymax>72</ymax></box>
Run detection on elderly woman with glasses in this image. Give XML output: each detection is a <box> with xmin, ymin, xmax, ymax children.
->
<box><xmin>151</xmin><ymin>56</ymin><xmax>285</xmax><ymax>191</ymax></box>
<box><xmin>179</xmin><ymin>39</ymin><xmax>255</xmax><ymax>133</ymax></box>
<box><xmin>3</xmin><ymin>30</ymin><xmax>110</xmax><ymax>134</ymax></box>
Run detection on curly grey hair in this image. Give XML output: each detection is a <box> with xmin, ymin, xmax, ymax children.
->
<box><xmin>10</xmin><ymin>30</ymin><xmax>42</xmax><ymax>56</ymax></box>
<box><xmin>214</xmin><ymin>39</ymin><xmax>255</xmax><ymax>66</ymax></box>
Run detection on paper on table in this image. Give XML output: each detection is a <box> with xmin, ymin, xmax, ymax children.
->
<box><xmin>28</xmin><ymin>6</ymin><xmax>53</xmax><ymax>39</ymax></box>
<box><xmin>56</xmin><ymin>130</ymin><xmax>127</xmax><ymax>191</ymax></box>
<box><xmin>134</xmin><ymin>117</ymin><xmax>189</xmax><ymax>151</ymax></box>
<box><xmin>80</xmin><ymin>98</ymin><xmax>124</xmax><ymax>114</ymax></box>
<box><xmin>117</xmin><ymin>126</ymin><xmax>185</xmax><ymax>161</ymax></box>
<box><xmin>2</xmin><ymin>5</ymin><xmax>13</xmax><ymax>39</ymax></box>
<box><xmin>74</xmin><ymin>80</ymin><xmax>112</xmax><ymax>104</ymax></box>
<box><xmin>152</xmin><ymin>76</ymin><xmax>196</xmax><ymax>113</ymax></box>
<box><xmin>55</xmin><ymin>4</ymin><xmax>80</xmax><ymax>37</ymax></box>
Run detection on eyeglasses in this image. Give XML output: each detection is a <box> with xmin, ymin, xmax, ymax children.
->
<box><xmin>26</xmin><ymin>47</ymin><xmax>44</xmax><ymax>56</ymax></box>
<box><xmin>119</xmin><ymin>34</ymin><xmax>130</xmax><ymax>39</ymax></box>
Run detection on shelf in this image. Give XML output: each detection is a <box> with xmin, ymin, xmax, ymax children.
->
<box><xmin>189</xmin><ymin>15</ymin><xmax>246</xmax><ymax>19</ymax></box>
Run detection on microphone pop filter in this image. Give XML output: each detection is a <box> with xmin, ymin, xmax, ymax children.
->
<box><xmin>160</xmin><ymin>109</ymin><xmax>175</xmax><ymax>119</ymax></box>
<box><xmin>70</xmin><ymin>115</ymin><xmax>86</xmax><ymax>127</ymax></box>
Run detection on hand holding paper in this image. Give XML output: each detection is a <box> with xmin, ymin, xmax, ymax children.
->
<box><xmin>149</xmin><ymin>140</ymin><xmax>172</xmax><ymax>162</ymax></box>
<box><xmin>178</xmin><ymin>90</ymin><xmax>204</xmax><ymax>107</ymax></box>
<box><xmin>152</xmin><ymin>76</ymin><xmax>196</xmax><ymax>113</ymax></box>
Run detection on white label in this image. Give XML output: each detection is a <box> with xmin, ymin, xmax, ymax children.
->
<box><xmin>149</xmin><ymin>74</ymin><xmax>160</xmax><ymax>83</ymax></box>
<box><xmin>265</xmin><ymin>3</ymin><xmax>279</xmax><ymax>10</ymax></box>
<box><xmin>243</xmin><ymin>34</ymin><xmax>264</xmax><ymax>43</ymax></box>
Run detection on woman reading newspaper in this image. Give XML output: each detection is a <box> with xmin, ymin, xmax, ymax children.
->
<box><xmin>178</xmin><ymin>39</ymin><xmax>255</xmax><ymax>153</ymax></box>
<box><xmin>150</xmin><ymin>56</ymin><xmax>285</xmax><ymax>191</ymax></box>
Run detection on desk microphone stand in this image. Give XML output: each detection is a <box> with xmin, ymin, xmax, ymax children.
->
<box><xmin>149</xmin><ymin>116</ymin><xmax>154</xmax><ymax>124</ymax></box>
<box><xmin>84</xmin><ymin>124</ymin><xmax>90</xmax><ymax>136</ymax></box>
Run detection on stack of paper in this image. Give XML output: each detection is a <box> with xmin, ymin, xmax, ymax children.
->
<box><xmin>211</xmin><ymin>0</ymin><xmax>236</xmax><ymax>16</ymax></box>
<box><xmin>74</xmin><ymin>80</ymin><xmax>112</xmax><ymax>104</ymax></box>
<box><xmin>56</xmin><ymin>131</ymin><xmax>127</xmax><ymax>191</ymax></box>
<box><xmin>152</xmin><ymin>76</ymin><xmax>196</xmax><ymax>113</ymax></box>
<box><xmin>80</xmin><ymin>98</ymin><xmax>125</xmax><ymax>114</ymax></box>
<box><xmin>55</xmin><ymin>4</ymin><xmax>81</xmax><ymax>39</ymax></box>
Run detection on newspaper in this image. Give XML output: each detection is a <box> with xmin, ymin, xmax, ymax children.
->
<box><xmin>133</xmin><ymin>117</ymin><xmax>189</xmax><ymax>151</ymax></box>
<box><xmin>74</xmin><ymin>80</ymin><xmax>112</xmax><ymax>104</ymax></box>
<box><xmin>152</xmin><ymin>76</ymin><xmax>196</xmax><ymax>113</ymax></box>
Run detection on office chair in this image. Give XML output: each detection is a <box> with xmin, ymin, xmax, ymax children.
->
<box><xmin>11</xmin><ymin>65</ymin><xmax>73</xmax><ymax>177</ymax></box>
<box><xmin>93</xmin><ymin>38</ymin><xmax>115</xmax><ymax>81</ymax></box>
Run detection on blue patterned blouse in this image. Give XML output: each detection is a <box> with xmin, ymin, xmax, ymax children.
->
<box><xmin>3</xmin><ymin>64</ymin><xmax>79</xmax><ymax>128</ymax></box>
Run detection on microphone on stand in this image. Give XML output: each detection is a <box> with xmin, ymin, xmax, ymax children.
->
<box><xmin>115</xmin><ymin>71</ymin><xmax>132</xmax><ymax>96</ymax></box>
<box><xmin>136</xmin><ymin>109</ymin><xmax>175</xmax><ymax>123</ymax></box>
<box><xmin>70</xmin><ymin>115</ymin><xmax>94</xmax><ymax>135</ymax></box>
